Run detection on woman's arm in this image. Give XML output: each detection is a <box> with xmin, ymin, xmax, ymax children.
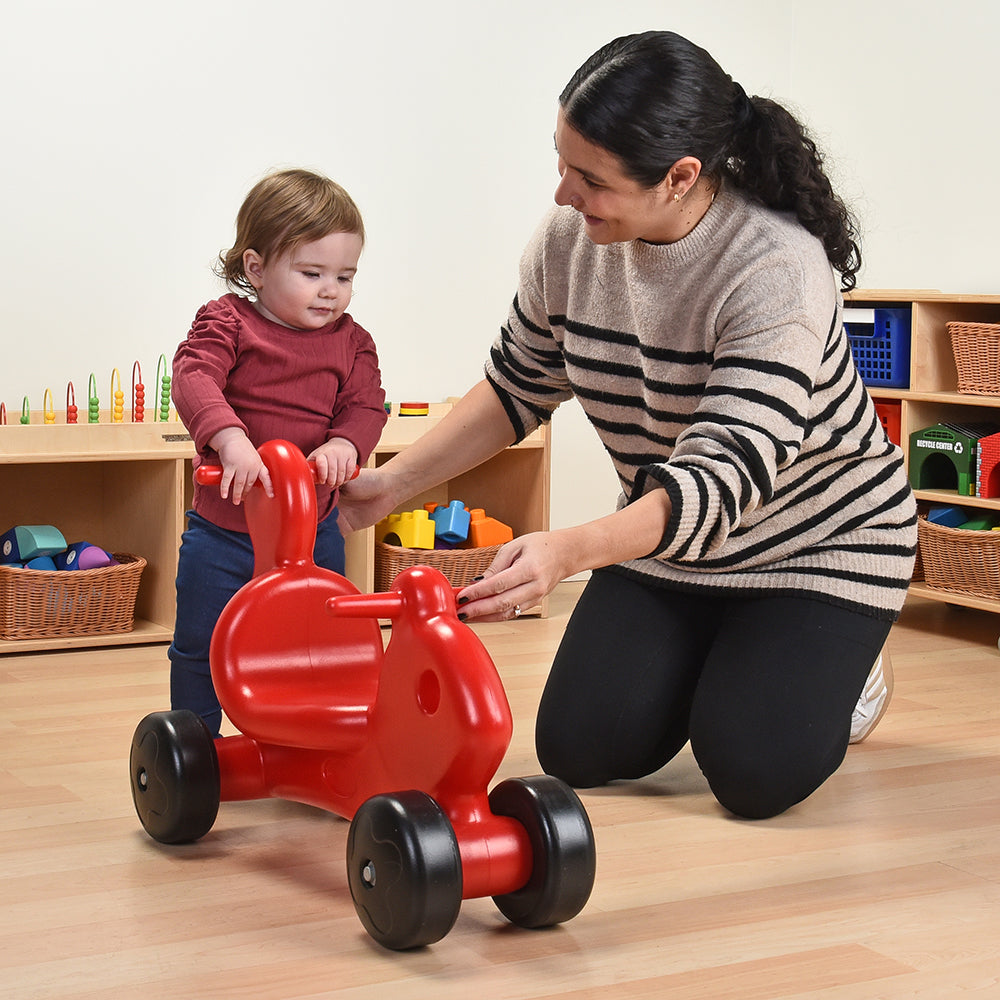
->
<box><xmin>339</xmin><ymin>376</ymin><xmax>673</xmax><ymax>621</ymax></box>
<box><xmin>336</xmin><ymin>379</ymin><xmax>518</xmax><ymax>533</ymax></box>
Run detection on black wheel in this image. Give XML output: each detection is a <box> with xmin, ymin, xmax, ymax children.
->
<box><xmin>129</xmin><ymin>710</ymin><xmax>220</xmax><ymax>844</ymax></box>
<box><xmin>489</xmin><ymin>775</ymin><xmax>596</xmax><ymax>928</ymax></box>
<box><xmin>347</xmin><ymin>791</ymin><xmax>463</xmax><ymax>950</ymax></box>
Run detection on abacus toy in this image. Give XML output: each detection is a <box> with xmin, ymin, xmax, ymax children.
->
<box><xmin>110</xmin><ymin>368</ymin><xmax>125</xmax><ymax>423</ymax></box>
<box><xmin>20</xmin><ymin>397</ymin><xmax>30</xmax><ymax>425</ymax></box>
<box><xmin>88</xmin><ymin>374</ymin><xmax>100</xmax><ymax>424</ymax></box>
<box><xmin>66</xmin><ymin>382</ymin><xmax>78</xmax><ymax>424</ymax></box>
<box><xmin>43</xmin><ymin>389</ymin><xmax>56</xmax><ymax>425</ymax></box>
<box><xmin>132</xmin><ymin>362</ymin><xmax>145</xmax><ymax>423</ymax></box>
<box><xmin>155</xmin><ymin>354</ymin><xmax>171</xmax><ymax>422</ymax></box>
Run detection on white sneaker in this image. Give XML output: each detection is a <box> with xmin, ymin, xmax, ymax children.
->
<box><xmin>850</xmin><ymin>648</ymin><xmax>894</xmax><ymax>744</ymax></box>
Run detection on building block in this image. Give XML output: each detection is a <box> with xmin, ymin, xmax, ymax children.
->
<box><xmin>376</xmin><ymin>510</ymin><xmax>435</xmax><ymax>549</ymax></box>
<box><xmin>55</xmin><ymin>542</ymin><xmax>114</xmax><ymax>570</ymax></box>
<box><xmin>926</xmin><ymin>505</ymin><xmax>967</xmax><ymax>528</ymax></box>
<box><xmin>430</xmin><ymin>501</ymin><xmax>471</xmax><ymax>545</ymax></box>
<box><xmin>958</xmin><ymin>515</ymin><xmax>999</xmax><ymax>531</ymax></box>
<box><xmin>0</xmin><ymin>524</ymin><xmax>67</xmax><ymax>564</ymax></box>
<box><xmin>24</xmin><ymin>555</ymin><xmax>58</xmax><ymax>571</ymax></box>
<box><xmin>465</xmin><ymin>509</ymin><xmax>514</xmax><ymax>548</ymax></box>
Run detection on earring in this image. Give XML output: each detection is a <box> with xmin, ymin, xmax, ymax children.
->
<box><xmin>673</xmin><ymin>192</ymin><xmax>682</xmax><ymax>202</ymax></box>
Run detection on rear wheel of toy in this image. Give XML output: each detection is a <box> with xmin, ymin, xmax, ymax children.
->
<box><xmin>347</xmin><ymin>790</ymin><xmax>463</xmax><ymax>950</ymax></box>
<box><xmin>129</xmin><ymin>710</ymin><xmax>220</xmax><ymax>844</ymax></box>
<box><xmin>489</xmin><ymin>775</ymin><xmax>596</xmax><ymax>928</ymax></box>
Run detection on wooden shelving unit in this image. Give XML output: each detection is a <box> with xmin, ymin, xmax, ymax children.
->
<box><xmin>1</xmin><ymin>401</ymin><xmax>550</xmax><ymax>651</ymax></box>
<box><xmin>344</xmin><ymin>402</ymin><xmax>551</xmax><ymax>614</ymax></box>
<box><xmin>847</xmin><ymin>289</ymin><xmax>1000</xmax><ymax>613</ymax></box>
<box><xmin>0</xmin><ymin>419</ymin><xmax>194</xmax><ymax>652</ymax></box>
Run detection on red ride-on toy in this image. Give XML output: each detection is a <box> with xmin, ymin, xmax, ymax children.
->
<box><xmin>129</xmin><ymin>439</ymin><xmax>596</xmax><ymax>950</ymax></box>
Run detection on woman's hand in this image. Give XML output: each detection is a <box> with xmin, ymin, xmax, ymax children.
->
<box><xmin>454</xmin><ymin>490</ymin><xmax>673</xmax><ymax>621</ymax></box>
<box><xmin>455</xmin><ymin>531</ymin><xmax>572</xmax><ymax>622</ymax></box>
<box><xmin>337</xmin><ymin>467</ymin><xmax>400</xmax><ymax>534</ymax></box>
<box><xmin>210</xmin><ymin>428</ymin><xmax>273</xmax><ymax>505</ymax></box>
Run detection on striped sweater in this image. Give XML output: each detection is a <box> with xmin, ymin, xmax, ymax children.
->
<box><xmin>485</xmin><ymin>187</ymin><xmax>917</xmax><ymax>621</ymax></box>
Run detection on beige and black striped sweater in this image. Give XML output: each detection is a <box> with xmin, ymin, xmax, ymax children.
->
<box><xmin>485</xmin><ymin>187</ymin><xmax>917</xmax><ymax>621</ymax></box>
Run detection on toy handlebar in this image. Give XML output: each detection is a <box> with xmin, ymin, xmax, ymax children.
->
<box><xmin>194</xmin><ymin>463</ymin><xmax>360</xmax><ymax>486</ymax></box>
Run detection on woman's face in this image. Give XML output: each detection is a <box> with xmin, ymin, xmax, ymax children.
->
<box><xmin>553</xmin><ymin>109</ymin><xmax>689</xmax><ymax>245</ymax></box>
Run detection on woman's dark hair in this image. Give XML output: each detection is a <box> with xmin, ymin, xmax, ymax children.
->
<box><xmin>559</xmin><ymin>31</ymin><xmax>862</xmax><ymax>289</ymax></box>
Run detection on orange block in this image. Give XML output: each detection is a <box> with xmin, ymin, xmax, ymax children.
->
<box><xmin>464</xmin><ymin>509</ymin><xmax>513</xmax><ymax>548</ymax></box>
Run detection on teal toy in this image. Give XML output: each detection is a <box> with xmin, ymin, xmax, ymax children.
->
<box><xmin>1</xmin><ymin>525</ymin><xmax>68</xmax><ymax>564</ymax></box>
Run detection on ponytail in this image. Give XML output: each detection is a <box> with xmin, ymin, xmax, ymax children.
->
<box><xmin>726</xmin><ymin>91</ymin><xmax>862</xmax><ymax>290</ymax></box>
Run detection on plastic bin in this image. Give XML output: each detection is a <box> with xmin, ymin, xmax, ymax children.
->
<box><xmin>846</xmin><ymin>307</ymin><xmax>912</xmax><ymax>388</ymax></box>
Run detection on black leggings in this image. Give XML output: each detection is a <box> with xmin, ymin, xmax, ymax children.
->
<box><xmin>535</xmin><ymin>570</ymin><xmax>891</xmax><ymax>819</ymax></box>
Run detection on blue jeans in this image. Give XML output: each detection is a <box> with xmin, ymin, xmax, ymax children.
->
<box><xmin>168</xmin><ymin>509</ymin><xmax>345</xmax><ymax>736</ymax></box>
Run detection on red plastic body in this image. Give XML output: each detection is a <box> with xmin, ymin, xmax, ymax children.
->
<box><xmin>195</xmin><ymin>441</ymin><xmax>532</xmax><ymax>899</ymax></box>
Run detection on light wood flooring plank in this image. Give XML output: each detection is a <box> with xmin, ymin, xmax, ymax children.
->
<box><xmin>1</xmin><ymin>586</ymin><xmax>998</xmax><ymax>999</ymax></box>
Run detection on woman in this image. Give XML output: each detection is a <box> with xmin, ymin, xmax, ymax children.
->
<box><xmin>339</xmin><ymin>31</ymin><xmax>916</xmax><ymax>819</ymax></box>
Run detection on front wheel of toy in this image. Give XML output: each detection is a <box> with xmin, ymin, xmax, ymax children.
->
<box><xmin>489</xmin><ymin>775</ymin><xmax>596</xmax><ymax>928</ymax></box>
<box><xmin>347</xmin><ymin>791</ymin><xmax>463</xmax><ymax>950</ymax></box>
<box><xmin>129</xmin><ymin>710</ymin><xmax>220</xmax><ymax>844</ymax></box>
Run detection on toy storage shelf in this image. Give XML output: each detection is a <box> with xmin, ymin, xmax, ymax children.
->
<box><xmin>0</xmin><ymin>420</ymin><xmax>195</xmax><ymax>652</ymax></box>
<box><xmin>846</xmin><ymin>289</ymin><xmax>1000</xmax><ymax>613</ymax></box>
<box><xmin>0</xmin><ymin>401</ymin><xmax>550</xmax><ymax>651</ymax></box>
<box><xmin>343</xmin><ymin>401</ymin><xmax>551</xmax><ymax>616</ymax></box>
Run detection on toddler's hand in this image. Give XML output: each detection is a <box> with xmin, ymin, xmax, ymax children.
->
<box><xmin>210</xmin><ymin>428</ymin><xmax>273</xmax><ymax>505</ymax></box>
<box><xmin>309</xmin><ymin>437</ymin><xmax>358</xmax><ymax>488</ymax></box>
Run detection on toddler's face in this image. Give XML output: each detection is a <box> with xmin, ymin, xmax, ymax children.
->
<box><xmin>244</xmin><ymin>232</ymin><xmax>363</xmax><ymax>330</ymax></box>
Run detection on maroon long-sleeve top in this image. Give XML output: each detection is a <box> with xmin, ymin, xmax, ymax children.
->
<box><xmin>172</xmin><ymin>293</ymin><xmax>387</xmax><ymax>532</ymax></box>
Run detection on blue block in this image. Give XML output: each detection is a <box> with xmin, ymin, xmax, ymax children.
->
<box><xmin>431</xmin><ymin>500</ymin><xmax>471</xmax><ymax>545</ymax></box>
<box><xmin>1</xmin><ymin>525</ymin><xmax>67</xmax><ymax>564</ymax></box>
<box><xmin>24</xmin><ymin>555</ymin><xmax>58</xmax><ymax>571</ymax></box>
<box><xmin>926</xmin><ymin>505</ymin><xmax>967</xmax><ymax>528</ymax></box>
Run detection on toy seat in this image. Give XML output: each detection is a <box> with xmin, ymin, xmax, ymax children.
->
<box><xmin>209</xmin><ymin>440</ymin><xmax>383</xmax><ymax>752</ymax></box>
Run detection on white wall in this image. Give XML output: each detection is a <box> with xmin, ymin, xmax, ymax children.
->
<box><xmin>2</xmin><ymin>0</ymin><xmax>996</xmax><ymax>535</ymax></box>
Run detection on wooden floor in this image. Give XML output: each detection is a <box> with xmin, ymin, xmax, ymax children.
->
<box><xmin>2</xmin><ymin>583</ymin><xmax>999</xmax><ymax>999</ymax></box>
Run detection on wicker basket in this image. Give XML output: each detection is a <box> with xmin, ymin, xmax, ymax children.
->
<box><xmin>949</xmin><ymin>322</ymin><xmax>1000</xmax><ymax>395</ymax></box>
<box><xmin>0</xmin><ymin>553</ymin><xmax>146</xmax><ymax>640</ymax></box>
<box><xmin>374</xmin><ymin>542</ymin><xmax>501</xmax><ymax>593</ymax></box>
<box><xmin>916</xmin><ymin>517</ymin><xmax>1000</xmax><ymax>600</ymax></box>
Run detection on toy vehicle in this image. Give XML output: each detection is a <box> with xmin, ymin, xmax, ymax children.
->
<box><xmin>129</xmin><ymin>439</ymin><xmax>596</xmax><ymax>950</ymax></box>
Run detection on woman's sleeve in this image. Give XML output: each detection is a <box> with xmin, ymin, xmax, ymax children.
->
<box><xmin>484</xmin><ymin>211</ymin><xmax>575</xmax><ymax>442</ymax></box>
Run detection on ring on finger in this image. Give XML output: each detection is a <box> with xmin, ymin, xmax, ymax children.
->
<box><xmin>513</xmin><ymin>604</ymin><xmax>522</xmax><ymax>618</ymax></box>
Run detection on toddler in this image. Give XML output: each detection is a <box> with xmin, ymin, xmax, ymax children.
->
<box><xmin>169</xmin><ymin>168</ymin><xmax>387</xmax><ymax>736</ymax></box>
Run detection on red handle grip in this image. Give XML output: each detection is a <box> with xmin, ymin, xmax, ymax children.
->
<box><xmin>194</xmin><ymin>463</ymin><xmax>360</xmax><ymax>486</ymax></box>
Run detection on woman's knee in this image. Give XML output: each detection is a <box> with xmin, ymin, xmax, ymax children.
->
<box><xmin>693</xmin><ymin>732</ymin><xmax>845</xmax><ymax>819</ymax></box>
